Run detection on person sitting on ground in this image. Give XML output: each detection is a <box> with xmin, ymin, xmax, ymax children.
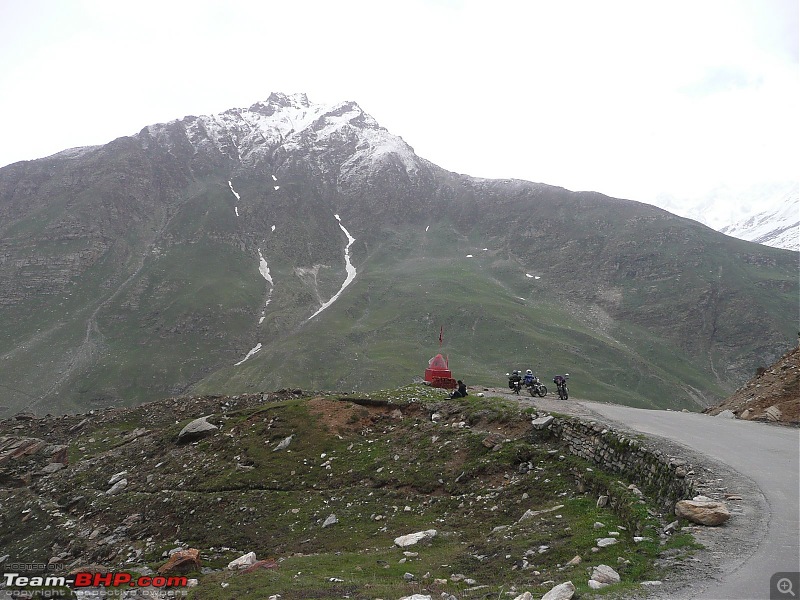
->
<box><xmin>450</xmin><ymin>380</ymin><xmax>468</xmax><ymax>398</ymax></box>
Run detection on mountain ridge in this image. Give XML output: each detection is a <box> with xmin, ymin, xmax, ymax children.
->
<box><xmin>0</xmin><ymin>94</ymin><xmax>797</xmax><ymax>417</ymax></box>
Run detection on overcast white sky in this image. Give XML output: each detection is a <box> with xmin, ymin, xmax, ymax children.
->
<box><xmin>1</xmin><ymin>0</ymin><xmax>797</xmax><ymax>228</ymax></box>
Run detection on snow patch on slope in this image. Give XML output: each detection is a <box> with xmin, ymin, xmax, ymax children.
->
<box><xmin>307</xmin><ymin>215</ymin><xmax>357</xmax><ymax>320</ymax></box>
<box><xmin>235</xmin><ymin>343</ymin><xmax>262</xmax><ymax>366</ymax></box>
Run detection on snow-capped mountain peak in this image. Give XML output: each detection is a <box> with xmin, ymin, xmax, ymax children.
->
<box><xmin>719</xmin><ymin>189</ymin><xmax>799</xmax><ymax>251</ymax></box>
<box><xmin>141</xmin><ymin>93</ymin><xmax>419</xmax><ymax>177</ymax></box>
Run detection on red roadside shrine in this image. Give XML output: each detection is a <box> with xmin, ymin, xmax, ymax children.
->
<box><xmin>424</xmin><ymin>353</ymin><xmax>457</xmax><ymax>389</ymax></box>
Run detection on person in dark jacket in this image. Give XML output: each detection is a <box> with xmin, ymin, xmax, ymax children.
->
<box><xmin>450</xmin><ymin>380</ymin><xmax>468</xmax><ymax>398</ymax></box>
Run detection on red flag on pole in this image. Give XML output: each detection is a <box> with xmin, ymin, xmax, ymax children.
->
<box><xmin>439</xmin><ymin>325</ymin><xmax>443</xmax><ymax>346</ymax></box>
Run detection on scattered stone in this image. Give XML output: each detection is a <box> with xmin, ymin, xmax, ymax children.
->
<box><xmin>531</xmin><ymin>415</ymin><xmax>554</xmax><ymax>429</ymax></box>
<box><xmin>241</xmin><ymin>559</ymin><xmax>278</xmax><ymax>574</ymax></box>
<box><xmin>106</xmin><ymin>479</ymin><xmax>128</xmax><ymax>495</ymax></box>
<box><xmin>596</xmin><ymin>495</ymin><xmax>609</xmax><ymax>508</ymax></box>
<box><xmin>273</xmin><ymin>435</ymin><xmax>294</xmax><ymax>451</ymax></box>
<box><xmin>593</xmin><ymin>522</ymin><xmax>605</xmax><ymax>529</ymax></box>
<box><xmin>512</xmin><ymin>593</ymin><xmax>533</xmax><ymax>600</ymax></box>
<box><xmin>403</xmin><ymin>572</ymin><xmax>415</xmax><ymax>580</ymax></box>
<box><xmin>765</xmin><ymin>405</ymin><xmax>782</xmax><ymax>422</ymax></box>
<box><xmin>724</xmin><ymin>494</ymin><xmax>743</xmax><ymax>501</ymax></box>
<box><xmin>322</xmin><ymin>514</ymin><xmax>338</xmax><ymax>528</ymax></box>
<box><xmin>716</xmin><ymin>409</ymin><xmax>736</xmax><ymax>419</ymax></box>
<box><xmin>596</xmin><ymin>538</ymin><xmax>618</xmax><ymax>547</ymax></box>
<box><xmin>518</xmin><ymin>505</ymin><xmax>564</xmax><ymax>523</ymax></box>
<box><xmin>482</xmin><ymin>433</ymin><xmax>504</xmax><ymax>448</ymax></box>
<box><xmin>108</xmin><ymin>470</ymin><xmax>128</xmax><ymax>485</ymax></box>
<box><xmin>642</xmin><ymin>580</ymin><xmax>663</xmax><ymax>586</ymax></box>
<box><xmin>177</xmin><ymin>416</ymin><xmax>218</xmax><ymax>443</ymax></box>
<box><xmin>541</xmin><ymin>580</ymin><xmax>575</xmax><ymax>600</ymax></box>
<box><xmin>398</xmin><ymin>595</ymin><xmax>431</xmax><ymax>600</ymax></box>
<box><xmin>741</xmin><ymin>409</ymin><xmax>751</xmax><ymax>419</ymax></box>
<box><xmin>394</xmin><ymin>529</ymin><xmax>437</xmax><ymax>547</ymax></box>
<box><xmin>664</xmin><ymin>520</ymin><xmax>679</xmax><ymax>534</ymax></box>
<box><xmin>675</xmin><ymin>499</ymin><xmax>731</xmax><ymax>526</ymax></box>
<box><xmin>565</xmin><ymin>555</ymin><xmax>581</xmax><ymax>566</ymax></box>
<box><xmin>39</xmin><ymin>463</ymin><xmax>64</xmax><ymax>474</ymax></box>
<box><xmin>227</xmin><ymin>551</ymin><xmax>257</xmax><ymax>570</ymax></box>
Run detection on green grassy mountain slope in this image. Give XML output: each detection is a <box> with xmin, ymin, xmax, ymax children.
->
<box><xmin>0</xmin><ymin>95</ymin><xmax>796</xmax><ymax>416</ymax></box>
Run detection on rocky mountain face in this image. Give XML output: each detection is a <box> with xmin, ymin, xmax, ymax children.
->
<box><xmin>703</xmin><ymin>344</ymin><xmax>800</xmax><ymax>425</ymax></box>
<box><xmin>719</xmin><ymin>189</ymin><xmax>799</xmax><ymax>251</ymax></box>
<box><xmin>0</xmin><ymin>93</ymin><xmax>797</xmax><ymax>416</ymax></box>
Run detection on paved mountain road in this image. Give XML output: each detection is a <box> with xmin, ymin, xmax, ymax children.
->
<box><xmin>510</xmin><ymin>391</ymin><xmax>799</xmax><ymax>600</ymax></box>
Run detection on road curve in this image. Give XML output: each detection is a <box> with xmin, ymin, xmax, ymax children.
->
<box><xmin>572</xmin><ymin>399</ymin><xmax>800</xmax><ymax>600</ymax></box>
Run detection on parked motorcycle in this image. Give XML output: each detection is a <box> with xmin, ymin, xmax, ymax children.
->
<box><xmin>506</xmin><ymin>373</ymin><xmax>522</xmax><ymax>395</ymax></box>
<box><xmin>526</xmin><ymin>376</ymin><xmax>547</xmax><ymax>398</ymax></box>
<box><xmin>553</xmin><ymin>374</ymin><xmax>570</xmax><ymax>400</ymax></box>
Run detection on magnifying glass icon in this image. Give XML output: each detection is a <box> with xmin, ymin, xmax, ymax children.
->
<box><xmin>778</xmin><ymin>578</ymin><xmax>797</xmax><ymax>597</ymax></box>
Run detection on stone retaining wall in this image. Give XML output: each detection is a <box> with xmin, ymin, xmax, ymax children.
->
<box><xmin>548</xmin><ymin>416</ymin><xmax>695</xmax><ymax>512</ymax></box>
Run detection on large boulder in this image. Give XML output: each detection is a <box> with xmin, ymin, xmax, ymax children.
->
<box><xmin>675</xmin><ymin>499</ymin><xmax>731</xmax><ymax>526</ymax></box>
<box><xmin>394</xmin><ymin>529</ymin><xmax>437</xmax><ymax>547</ymax></box>
<box><xmin>591</xmin><ymin>564</ymin><xmax>621</xmax><ymax>585</ymax></box>
<box><xmin>542</xmin><ymin>581</ymin><xmax>576</xmax><ymax>600</ymax></box>
<box><xmin>158</xmin><ymin>549</ymin><xmax>201</xmax><ymax>575</ymax></box>
<box><xmin>177</xmin><ymin>416</ymin><xmax>218</xmax><ymax>443</ymax></box>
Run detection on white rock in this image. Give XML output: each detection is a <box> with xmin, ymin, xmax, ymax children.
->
<box><xmin>531</xmin><ymin>415</ymin><xmax>554</xmax><ymax>429</ymax></box>
<box><xmin>541</xmin><ymin>581</ymin><xmax>575</xmax><ymax>600</ymax></box>
<box><xmin>591</xmin><ymin>564</ymin><xmax>620</xmax><ymax>584</ymax></box>
<box><xmin>322</xmin><ymin>514</ymin><xmax>338</xmax><ymax>528</ymax></box>
<box><xmin>106</xmin><ymin>479</ymin><xmax>128</xmax><ymax>495</ymax></box>
<box><xmin>512</xmin><ymin>592</ymin><xmax>533</xmax><ymax>600</ymax></box>
<box><xmin>642</xmin><ymin>580</ymin><xmax>663</xmax><ymax>586</ymax></box>
<box><xmin>588</xmin><ymin>579</ymin><xmax>608</xmax><ymax>590</ymax></box>
<box><xmin>398</xmin><ymin>595</ymin><xmax>432</xmax><ymax>600</ymax></box>
<box><xmin>273</xmin><ymin>435</ymin><xmax>294</xmax><ymax>451</ymax></box>
<box><xmin>108</xmin><ymin>471</ymin><xmax>128</xmax><ymax>485</ymax></box>
<box><xmin>227</xmin><ymin>551</ymin><xmax>257</xmax><ymax>570</ymax></box>
<box><xmin>596</xmin><ymin>538</ymin><xmax>619</xmax><ymax>547</ymax></box>
<box><xmin>716</xmin><ymin>409</ymin><xmax>736</xmax><ymax>419</ymax></box>
<box><xmin>394</xmin><ymin>529</ymin><xmax>437</xmax><ymax>547</ymax></box>
<box><xmin>765</xmin><ymin>405</ymin><xmax>782</xmax><ymax>421</ymax></box>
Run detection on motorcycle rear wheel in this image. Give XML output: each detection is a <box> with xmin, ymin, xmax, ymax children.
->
<box><xmin>537</xmin><ymin>385</ymin><xmax>547</xmax><ymax>398</ymax></box>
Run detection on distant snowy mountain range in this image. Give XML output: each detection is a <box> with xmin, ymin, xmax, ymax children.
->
<box><xmin>654</xmin><ymin>185</ymin><xmax>798</xmax><ymax>251</ymax></box>
<box><xmin>719</xmin><ymin>189</ymin><xmax>799</xmax><ymax>251</ymax></box>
